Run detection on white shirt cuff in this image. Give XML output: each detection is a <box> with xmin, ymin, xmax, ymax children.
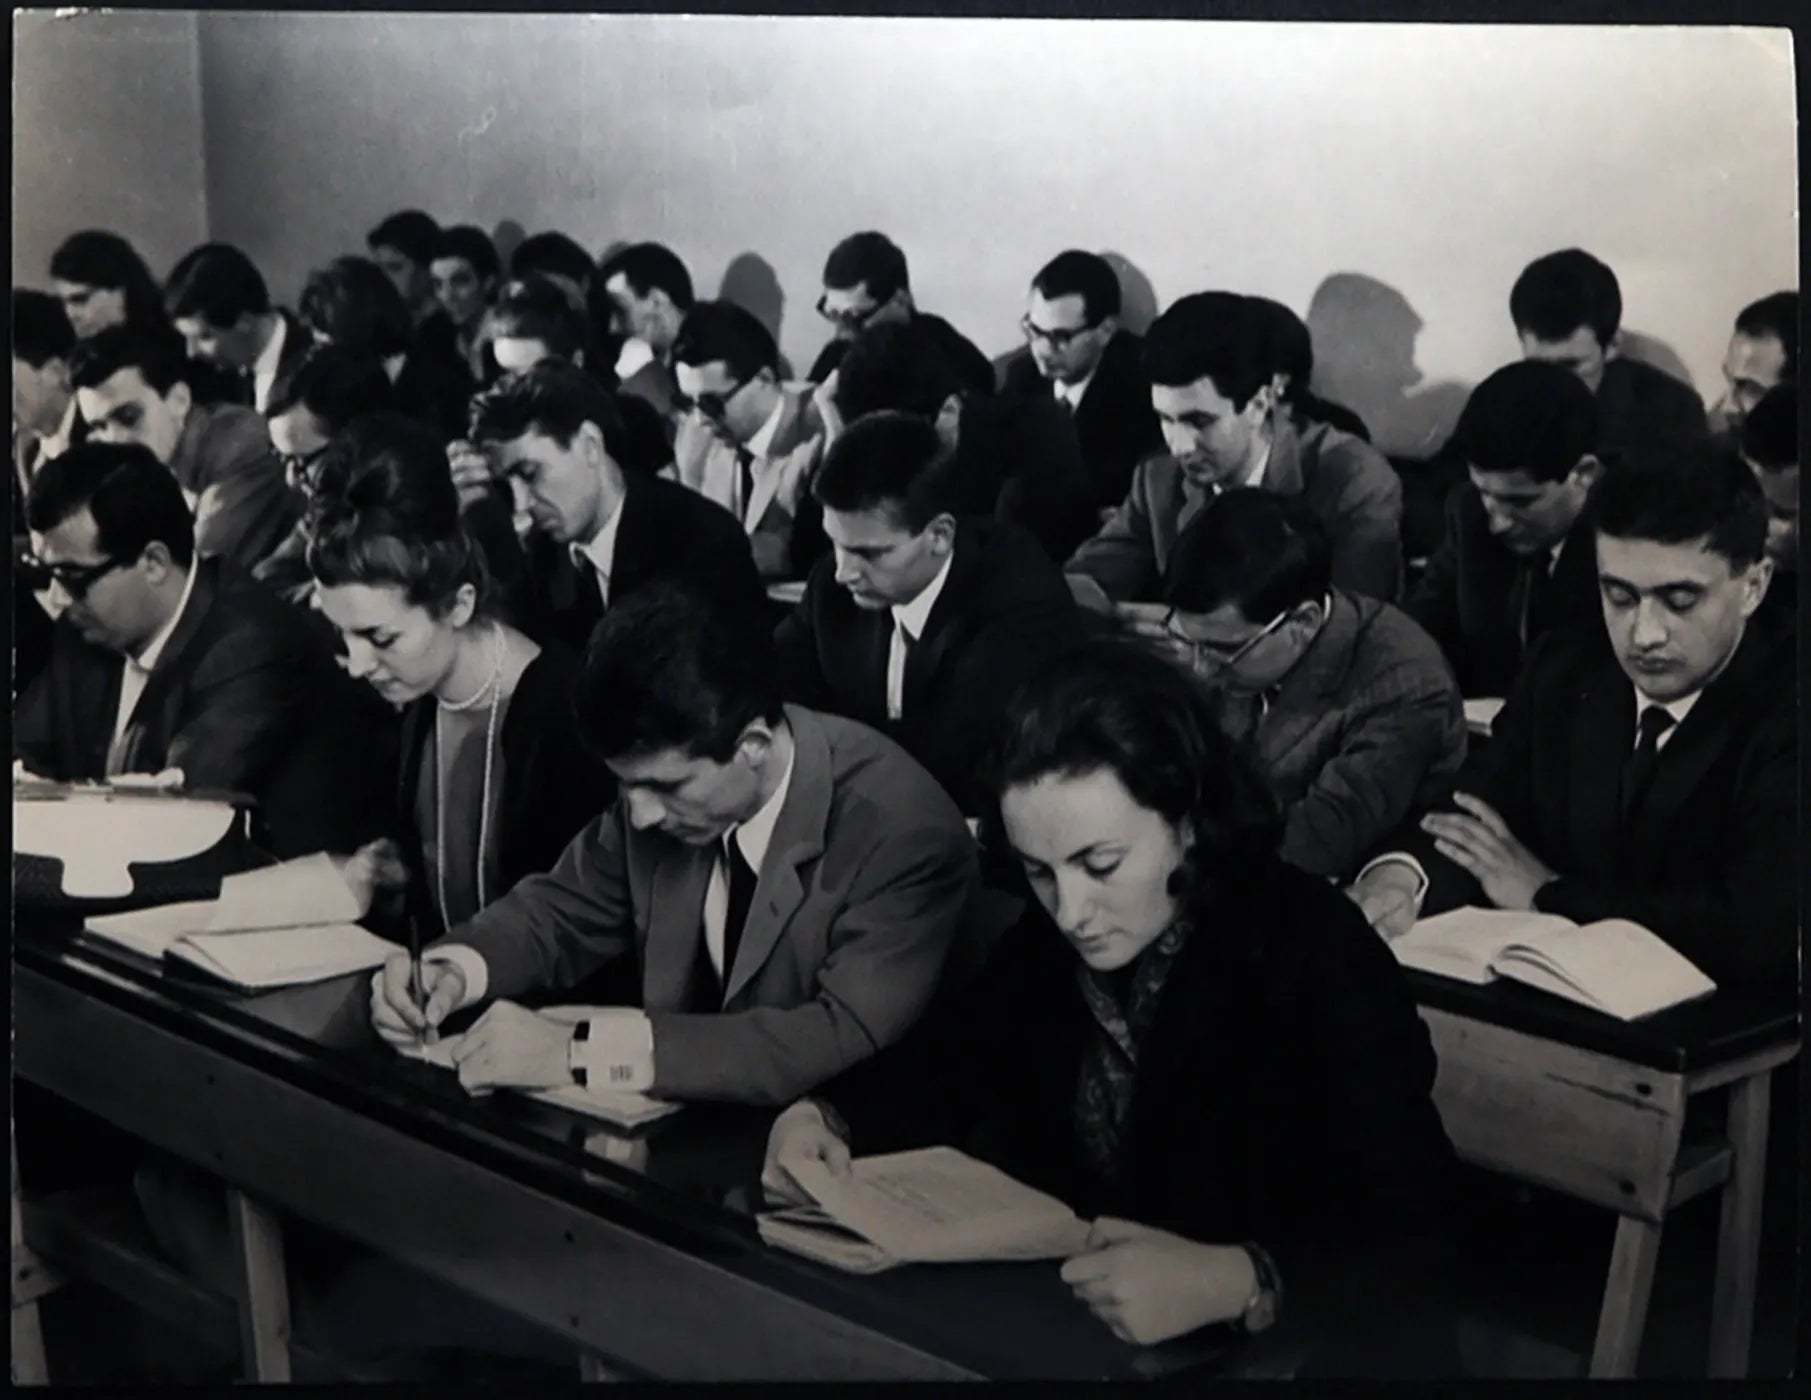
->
<box><xmin>425</xmin><ymin>945</ymin><xmax>490</xmax><ymax>1010</ymax></box>
<box><xmin>575</xmin><ymin>1009</ymin><xmax>656</xmax><ymax>1093</ymax></box>
<box><xmin>1355</xmin><ymin>853</ymin><xmax>1429</xmax><ymax>905</ymax></box>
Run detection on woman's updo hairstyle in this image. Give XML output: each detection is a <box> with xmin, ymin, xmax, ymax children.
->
<box><xmin>305</xmin><ymin>411</ymin><xmax>492</xmax><ymax>617</ymax></box>
<box><xmin>984</xmin><ymin>639</ymin><xmax>1283</xmax><ymax>907</ymax></box>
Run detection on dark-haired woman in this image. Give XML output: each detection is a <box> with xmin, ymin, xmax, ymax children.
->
<box><xmin>764</xmin><ymin>639</ymin><xmax>1462</xmax><ymax>1377</ymax></box>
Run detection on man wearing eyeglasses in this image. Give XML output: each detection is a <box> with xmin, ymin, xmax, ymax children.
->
<box><xmin>1000</xmin><ymin>250</ymin><xmax>1163</xmax><ymax>512</ymax></box>
<box><xmin>672</xmin><ymin>301</ymin><xmax>828</xmax><ymax>581</ymax></box>
<box><xmin>804</xmin><ymin>231</ymin><xmax>994</xmax><ymax>398</ymax></box>
<box><xmin>1162</xmin><ymin>489</ymin><xmax>1464</xmax><ymax>882</ymax></box>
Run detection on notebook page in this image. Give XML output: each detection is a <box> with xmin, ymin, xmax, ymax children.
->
<box><xmin>1498</xmin><ymin>920</ymin><xmax>1716</xmax><ymax>1020</ymax></box>
<box><xmin>1390</xmin><ymin>906</ymin><xmax>1577</xmax><ymax>982</ymax></box>
<box><xmin>168</xmin><ymin>922</ymin><xmax>393</xmax><ymax>987</ymax></box>
<box><xmin>206</xmin><ymin>853</ymin><xmax>363</xmax><ymax>932</ymax></box>
<box><xmin>85</xmin><ymin>899</ymin><xmax>217</xmax><ymax>958</ymax></box>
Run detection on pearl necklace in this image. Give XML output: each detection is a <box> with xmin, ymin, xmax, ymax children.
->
<box><xmin>434</xmin><ymin>623</ymin><xmax>505</xmax><ymax>925</ymax></box>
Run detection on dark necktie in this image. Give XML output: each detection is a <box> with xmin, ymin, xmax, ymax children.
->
<box><xmin>1513</xmin><ymin>553</ymin><xmax>1553</xmax><ymax>650</ymax></box>
<box><xmin>1619</xmin><ymin>705</ymin><xmax>1677</xmax><ymax>827</ymax></box>
<box><xmin>736</xmin><ymin>448</ymin><xmax>757</xmax><ymax>523</ymax></box>
<box><xmin>720</xmin><ymin>835</ymin><xmax>759</xmax><ymax>994</ymax></box>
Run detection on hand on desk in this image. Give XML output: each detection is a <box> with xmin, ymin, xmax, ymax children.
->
<box><xmin>761</xmin><ymin>1100</ymin><xmax>851</xmax><ymax>1207</ymax></box>
<box><xmin>371</xmin><ymin>951</ymin><xmax>466</xmax><ymax>1045</ymax></box>
<box><xmin>1060</xmin><ymin>1219</ymin><xmax>1255</xmax><ymax>1347</ymax></box>
<box><xmin>1421</xmin><ymin>793</ymin><xmax>1555</xmax><ymax>911</ymax></box>
<box><xmin>1345</xmin><ymin>862</ymin><xmax>1423</xmax><ymax>940</ymax></box>
<box><xmin>445</xmin><ymin>1001</ymin><xmax>576</xmax><ymax>1093</ymax></box>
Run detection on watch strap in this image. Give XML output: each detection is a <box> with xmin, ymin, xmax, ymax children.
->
<box><xmin>568</xmin><ymin>1019</ymin><xmax>591</xmax><ymax>1088</ymax></box>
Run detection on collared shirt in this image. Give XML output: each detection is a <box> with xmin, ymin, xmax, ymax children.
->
<box><xmin>614</xmin><ymin>337</ymin><xmax>656</xmax><ymax>383</ymax></box>
<box><xmin>1053</xmin><ymin>361</ymin><xmax>1101</xmax><ymax>413</ymax></box>
<box><xmin>251</xmin><ymin>314</ymin><xmax>289</xmax><ymax>414</ymax></box>
<box><xmin>568</xmin><ymin>498</ymin><xmax>626</xmax><ymax>607</ymax></box>
<box><xmin>700</xmin><ymin>741</ymin><xmax>796</xmax><ymax>982</ymax></box>
<box><xmin>887</xmin><ymin>550</ymin><xmax>954</xmax><ymax>720</ymax></box>
<box><xmin>744</xmin><ymin>393</ymin><xmax>787</xmax><ymax>464</ymax></box>
<box><xmin>1238</xmin><ymin>442</ymin><xmax>1271</xmax><ymax>491</ymax></box>
<box><xmin>1632</xmin><ymin>687</ymin><xmax>1701</xmax><ymax>754</ymax></box>
<box><xmin>111</xmin><ymin>556</ymin><xmax>200</xmax><ymax>753</ymax></box>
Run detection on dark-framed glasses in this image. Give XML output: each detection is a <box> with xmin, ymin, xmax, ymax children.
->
<box><xmin>280</xmin><ymin>443</ymin><xmax>330</xmax><ymax>492</ymax></box>
<box><xmin>1020</xmin><ymin>313</ymin><xmax>1102</xmax><ymax>352</ymax></box>
<box><xmin>18</xmin><ymin>552</ymin><xmax>130</xmax><ymax>600</ymax></box>
<box><xmin>672</xmin><ymin>375</ymin><xmax>750</xmax><ymax>425</ymax></box>
<box><xmin>815</xmin><ymin>293</ymin><xmax>885</xmax><ymax>332</ymax></box>
<box><xmin>1162</xmin><ymin>606</ymin><xmax>1291</xmax><ymax>670</ymax></box>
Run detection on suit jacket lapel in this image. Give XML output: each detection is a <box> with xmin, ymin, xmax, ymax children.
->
<box><xmin>642</xmin><ymin>839</ymin><xmax>716</xmax><ymax>1011</ymax></box>
<box><xmin>743</xmin><ymin>395</ymin><xmax>799</xmax><ymax>530</ymax></box>
<box><xmin>1568</xmin><ymin>650</ymin><xmax>1632</xmax><ymax>876</ymax></box>
<box><xmin>116</xmin><ymin>562</ymin><xmax>219</xmax><ymax>767</ymax></box>
<box><xmin>903</xmin><ymin>530</ymin><xmax>978</xmax><ymax>709</ymax></box>
<box><xmin>1264</xmin><ymin>420</ymin><xmax>1306</xmax><ymax>498</ymax></box>
<box><xmin>1257</xmin><ymin>593</ymin><xmax>1359</xmax><ymax>769</ymax></box>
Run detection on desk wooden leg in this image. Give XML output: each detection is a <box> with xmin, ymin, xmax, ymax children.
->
<box><xmin>1589</xmin><ymin>1215</ymin><xmax>1663</xmax><ymax>1378</ymax></box>
<box><xmin>226</xmin><ymin>1188</ymin><xmax>292</xmax><ymax>1383</ymax></box>
<box><xmin>1708</xmin><ymin>1071</ymin><xmax>1771</xmax><ymax>1377</ymax></box>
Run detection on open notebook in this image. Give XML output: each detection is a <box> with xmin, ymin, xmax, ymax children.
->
<box><xmin>1388</xmin><ymin>906</ymin><xmax>1716</xmax><ymax>1020</ymax></box>
<box><xmin>82</xmin><ymin>853</ymin><xmax>393</xmax><ymax>990</ymax></box>
<box><xmin>758</xmin><ymin>1145</ymin><xmax>1091</xmax><ymax>1274</ymax></box>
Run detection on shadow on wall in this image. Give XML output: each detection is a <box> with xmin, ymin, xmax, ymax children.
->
<box><xmin>1620</xmin><ymin>330</ymin><xmax>1697</xmax><ymax>391</ymax></box>
<box><xmin>718</xmin><ymin>252</ymin><xmax>794</xmax><ymax>379</ymax></box>
<box><xmin>1306</xmin><ymin>272</ymin><xmax>1471</xmax><ymax>461</ymax></box>
<box><xmin>1103</xmin><ymin>252</ymin><xmax>1159</xmax><ymax>337</ymax></box>
<box><xmin>492</xmin><ymin>220</ymin><xmax>526</xmax><ymax>275</ymax></box>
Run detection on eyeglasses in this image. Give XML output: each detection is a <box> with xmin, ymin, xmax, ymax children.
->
<box><xmin>18</xmin><ymin>552</ymin><xmax>130</xmax><ymax>600</ymax></box>
<box><xmin>1162</xmin><ymin>606</ymin><xmax>1291</xmax><ymax>670</ymax></box>
<box><xmin>815</xmin><ymin>294</ymin><xmax>885</xmax><ymax>333</ymax></box>
<box><xmin>280</xmin><ymin>444</ymin><xmax>330</xmax><ymax>492</ymax></box>
<box><xmin>1020</xmin><ymin>314</ymin><xmax>1103</xmax><ymax>352</ymax></box>
<box><xmin>672</xmin><ymin>375</ymin><xmax>750</xmax><ymax>425</ymax></box>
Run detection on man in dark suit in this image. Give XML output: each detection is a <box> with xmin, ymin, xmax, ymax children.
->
<box><xmin>1740</xmin><ymin>382</ymin><xmax>1797</xmax><ymax>652</ymax></box>
<box><xmin>1349</xmin><ymin>448</ymin><xmax>1794</xmax><ymax>984</ymax></box>
<box><xmin>774</xmin><ymin>412</ymin><xmax>1087</xmax><ymax>816</ymax></box>
<box><xmin>598</xmin><ymin>241</ymin><xmax>694</xmax><ymax>428</ymax></box>
<box><xmin>1510</xmin><ymin>248</ymin><xmax>1706</xmax><ymax>461</ymax></box>
<box><xmin>13</xmin><ymin>290</ymin><xmax>84</xmax><ymax>697</ymax></box>
<box><xmin>999</xmin><ymin>250</ymin><xmax>1165</xmax><ymax>511</ymax></box>
<box><xmin>1164</xmin><ymin>490</ymin><xmax>1466</xmax><ymax>881</ymax></box>
<box><xmin>165</xmin><ymin>243</ymin><xmax>313</xmax><ymax>414</ymax></box>
<box><xmin>14</xmin><ymin>441</ymin><xmax>393</xmax><ymax>858</ymax></box>
<box><xmin>1067</xmin><ymin>291</ymin><xmax>1403</xmax><ymax>613</ymax></box>
<box><xmin>466</xmin><ymin>360</ymin><xmax>762</xmax><ymax>654</ymax></box>
<box><xmin>1404</xmin><ymin>361</ymin><xmax>1605</xmax><ymax>698</ymax></box>
<box><xmin>367</xmin><ymin>208</ymin><xmax>451</xmax><ymax>344</ymax></box>
<box><xmin>1710</xmin><ymin>290</ymin><xmax>1796</xmax><ymax>442</ymax></box>
<box><xmin>372</xmin><ymin>583</ymin><xmax>979</xmax><ymax>1108</ymax></box>
<box><xmin>804</xmin><ymin>231</ymin><xmax>993</xmax><ymax>397</ymax></box>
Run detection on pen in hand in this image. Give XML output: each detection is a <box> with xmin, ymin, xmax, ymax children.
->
<box><xmin>406</xmin><ymin>910</ymin><xmax>438</xmax><ymax>1047</ymax></box>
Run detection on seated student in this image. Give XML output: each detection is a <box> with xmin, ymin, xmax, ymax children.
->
<box><xmin>1711</xmin><ymin>290</ymin><xmax>1797</xmax><ymax>440</ymax></box>
<box><xmin>1404</xmin><ymin>361</ymin><xmax>1605</xmax><ymax>698</ymax></box>
<box><xmin>598</xmin><ymin>240</ymin><xmax>693</xmax><ymax>425</ymax></box>
<box><xmin>508</xmin><ymin>230</ymin><xmax>599</xmax><ymax>316</ymax></box>
<box><xmin>466</xmin><ymin>361</ymin><xmax>762</xmax><ymax>653</ymax></box>
<box><xmin>13</xmin><ymin>291</ymin><xmax>83</xmax><ymax>696</ymax></box>
<box><xmin>302</xmin><ymin>255</ymin><xmax>475</xmax><ymax>441</ymax></box>
<box><xmin>371</xmin><ymin>583</ymin><xmax>980</xmax><ymax>1108</ymax></box>
<box><xmin>307</xmin><ymin>413</ymin><xmax>617</xmax><ymax>936</ymax></box>
<box><xmin>774</xmin><ymin>412</ymin><xmax>1086</xmax><ymax>816</ymax></box>
<box><xmin>428</xmin><ymin>224</ymin><xmax>502</xmax><ymax>384</ymax></box>
<box><xmin>71</xmin><ymin>326</ymin><xmax>297</xmax><ymax>573</ymax></box>
<box><xmin>1510</xmin><ymin>248</ymin><xmax>1706</xmax><ymax>460</ymax></box>
<box><xmin>164</xmin><ymin>242</ymin><xmax>312</xmax><ymax>412</ymax></box>
<box><xmin>1247</xmin><ymin>295</ymin><xmax>1373</xmax><ymax>444</ymax></box>
<box><xmin>1161</xmin><ymin>490</ymin><xmax>1465</xmax><ymax>881</ymax></box>
<box><xmin>1348</xmin><ymin>448</ymin><xmax>1795</xmax><ymax>984</ymax></box>
<box><xmin>250</xmin><ymin>347</ymin><xmax>399</xmax><ymax>602</ymax></box>
<box><xmin>671</xmin><ymin>300</ymin><xmax>827</xmax><ymax>580</ymax></box>
<box><xmin>1066</xmin><ymin>291</ymin><xmax>1403</xmax><ymax>610</ymax></box>
<box><xmin>15</xmin><ymin>441</ymin><xmax>393</xmax><ymax>856</ymax></box>
<box><xmin>366</xmin><ymin>208</ymin><xmax>449</xmax><ymax>339</ymax></box>
<box><xmin>999</xmin><ymin>250</ymin><xmax>1165</xmax><ymax>511</ymax></box>
<box><xmin>831</xmin><ymin>319</ymin><xmax>1100</xmax><ymax>563</ymax></box>
<box><xmin>804</xmin><ymin>231</ymin><xmax>993</xmax><ymax>397</ymax></box>
<box><xmin>764</xmin><ymin>641</ymin><xmax>1461</xmax><ymax>1376</ymax></box>
<box><xmin>1740</xmin><ymin>382</ymin><xmax>1798</xmax><ymax>650</ymax></box>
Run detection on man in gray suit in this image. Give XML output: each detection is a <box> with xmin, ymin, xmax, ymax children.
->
<box><xmin>372</xmin><ymin>582</ymin><xmax>978</xmax><ymax>1107</ymax></box>
<box><xmin>1161</xmin><ymin>489</ymin><xmax>1465</xmax><ymax>882</ymax></box>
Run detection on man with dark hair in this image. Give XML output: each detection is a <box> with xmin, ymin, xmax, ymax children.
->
<box><xmin>71</xmin><ymin>326</ymin><xmax>296</xmax><ymax>573</ymax></box>
<box><xmin>509</xmin><ymin>231</ymin><xmax>596</xmax><ymax>306</ymax></box>
<box><xmin>366</xmin><ymin>208</ymin><xmax>445</xmax><ymax>331</ymax></box>
<box><xmin>467</xmin><ymin>360</ymin><xmax>761</xmax><ymax>653</ymax></box>
<box><xmin>164</xmin><ymin>243</ymin><xmax>312</xmax><ymax>413</ymax></box>
<box><xmin>487</xmin><ymin>274</ymin><xmax>593</xmax><ymax>375</ymax></box>
<box><xmin>1404</xmin><ymin>361</ymin><xmax>1606</xmax><ymax>697</ymax></box>
<box><xmin>1067</xmin><ymin>291</ymin><xmax>1403</xmax><ymax>613</ymax></box>
<box><xmin>429</xmin><ymin>225</ymin><xmax>502</xmax><ymax>381</ymax></box>
<box><xmin>1246</xmin><ymin>296</ymin><xmax>1373</xmax><ymax>444</ymax></box>
<box><xmin>599</xmin><ymin>241</ymin><xmax>695</xmax><ymax>422</ymax></box>
<box><xmin>370</xmin><ymin>582</ymin><xmax>979</xmax><ymax>1107</ymax></box>
<box><xmin>774</xmin><ymin>412</ymin><xmax>1085</xmax><ymax>815</ymax></box>
<box><xmin>672</xmin><ymin>300</ymin><xmax>826</xmax><ymax>579</ymax></box>
<box><xmin>805</xmin><ymin>231</ymin><xmax>993</xmax><ymax>396</ymax></box>
<box><xmin>1739</xmin><ymin>382</ymin><xmax>1797</xmax><ymax>650</ymax></box>
<box><xmin>1163</xmin><ymin>489</ymin><xmax>1465</xmax><ymax>881</ymax></box>
<box><xmin>1350</xmin><ymin>447</ymin><xmax>1794</xmax><ymax>983</ymax></box>
<box><xmin>13</xmin><ymin>290</ymin><xmax>83</xmax><ymax>493</ymax></box>
<box><xmin>15</xmin><ymin>441</ymin><xmax>392</xmax><ymax>856</ymax></box>
<box><xmin>1509</xmin><ymin>248</ymin><xmax>1706</xmax><ymax>459</ymax></box>
<box><xmin>1712</xmin><ymin>290</ymin><xmax>1797</xmax><ymax>437</ymax></box>
<box><xmin>1000</xmin><ymin>250</ymin><xmax>1165</xmax><ymax>510</ymax></box>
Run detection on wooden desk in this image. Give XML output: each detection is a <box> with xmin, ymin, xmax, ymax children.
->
<box><xmin>12</xmin><ymin>921</ymin><xmax>1301</xmax><ymax>1382</ymax></box>
<box><xmin>1407</xmin><ymin>971</ymin><xmax>1798</xmax><ymax>1378</ymax></box>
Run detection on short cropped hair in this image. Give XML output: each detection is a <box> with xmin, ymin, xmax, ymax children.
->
<box><xmin>366</xmin><ymin>209</ymin><xmax>441</xmax><ymax>267</ymax></box>
<box><xmin>1030</xmin><ymin>250</ymin><xmax>1121</xmax><ymax>325</ymax></box>
<box><xmin>1165</xmin><ymin>488</ymin><xmax>1334</xmax><ymax>623</ymax></box>
<box><xmin>671</xmin><ymin>300</ymin><xmax>779</xmax><ymax>381</ymax></box>
<box><xmin>1589</xmin><ymin>445</ymin><xmax>1768</xmax><ymax>573</ymax></box>
<box><xmin>1453</xmin><ymin>360</ymin><xmax>1599</xmax><ymax>484</ymax></box>
<box><xmin>574</xmin><ymin>583</ymin><xmax>783</xmax><ymax>764</ymax></box>
<box><xmin>164</xmin><ymin>243</ymin><xmax>271</xmax><ymax>328</ymax></box>
<box><xmin>1510</xmin><ymin>248</ymin><xmax>1622</xmax><ymax>346</ymax></box>
<box><xmin>13</xmin><ymin>290</ymin><xmax>76</xmax><ymax>368</ymax></box>
<box><xmin>300</xmin><ymin>257</ymin><xmax>413</xmax><ymax>360</ymax></box>
<box><xmin>1246</xmin><ymin>297</ymin><xmax>1313</xmax><ymax>390</ymax></box>
<box><xmin>430</xmin><ymin>225</ymin><xmax>501</xmax><ymax>283</ymax></box>
<box><xmin>1144</xmin><ymin>292</ymin><xmax>1274</xmax><ymax>408</ymax></box>
<box><xmin>812</xmin><ymin>411</ymin><xmax>961</xmax><ymax>533</ymax></box>
<box><xmin>26</xmin><ymin>440</ymin><xmax>196</xmax><ymax>568</ymax></box>
<box><xmin>490</xmin><ymin>275</ymin><xmax>589</xmax><ymax>361</ymax></box>
<box><xmin>266</xmin><ymin>346</ymin><xmax>398</xmax><ymax>428</ymax></box>
<box><xmin>48</xmin><ymin>231</ymin><xmax>167</xmax><ymax>332</ymax></box>
<box><xmin>823</xmin><ymin>232</ymin><xmax>909</xmax><ymax>302</ymax></box>
<box><xmin>510</xmin><ymin>232</ymin><xmax>595</xmax><ymax>291</ymax></box>
<box><xmin>598</xmin><ymin>242</ymin><xmax>694</xmax><ymax>310</ymax></box>
<box><xmin>1741</xmin><ymin>383</ymin><xmax>1797</xmax><ymax>473</ymax></box>
<box><xmin>468</xmin><ymin>358</ymin><xmax>632</xmax><ymax>463</ymax></box>
<box><xmin>1734</xmin><ymin>291</ymin><xmax>1799</xmax><ymax>381</ymax></box>
<box><xmin>833</xmin><ymin>320</ymin><xmax>960</xmax><ymax>422</ymax></box>
<box><xmin>69</xmin><ymin>324</ymin><xmax>189</xmax><ymax>395</ymax></box>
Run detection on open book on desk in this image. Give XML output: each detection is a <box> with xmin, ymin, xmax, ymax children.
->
<box><xmin>758</xmin><ymin>1145</ymin><xmax>1091</xmax><ymax>1274</ymax></box>
<box><xmin>82</xmin><ymin>852</ymin><xmax>393</xmax><ymax>990</ymax></box>
<box><xmin>1389</xmin><ymin>906</ymin><xmax>1716</xmax><ymax>1020</ymax></box>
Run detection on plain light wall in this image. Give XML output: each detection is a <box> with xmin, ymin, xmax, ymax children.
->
<box><xmin>12</xmin><ymin>10</ymin><xmax>210</xmax><ymax>293</ymax></box>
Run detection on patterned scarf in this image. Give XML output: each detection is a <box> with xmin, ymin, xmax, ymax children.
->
<box><xmin>1072</xmin><ymin>920</ymin><xmax>1191</xmax><ymax>1185</ymax></box>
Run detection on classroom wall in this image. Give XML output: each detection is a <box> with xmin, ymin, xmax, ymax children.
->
<box><xmin>12</xmin><ymin>10</ymin><xmax>211</xmax><ymax>294</ymax></box>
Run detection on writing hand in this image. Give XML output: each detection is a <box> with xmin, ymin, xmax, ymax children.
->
<box><xmin>370</xmin><ymin>951</ymin><xmax>465</xmax><ymax>1046</ymax></box>
<box><xmin>1059</xmin><ymin>1217</ymin><xmax>1256</xmax><ymax>1346</ymax></box>
<box><xmin>1421</xmin><ymin>793</ymin><xmax>1555</xmax><ymax>910</ymax></box>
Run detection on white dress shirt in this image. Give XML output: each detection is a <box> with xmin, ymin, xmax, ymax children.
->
<box><xmin>614</xmin><ymin>337</ymin><xmax>656</xmax><ymax>383</ymax></box>
<box><xmin>700</xmin><ymin>742</ymin><xmax>796</xmax><ymax>987</ymax></box>
<box><xmin>887</xmin><ymin>551</ymin><xmax>954</xmax><ymax>720</ymax></box>
<box><xmin>1053</xmin><ymin>361</ymin><xmax>1101</xmax><ymax>413</ymax></box>
<box><xmin>568</xmin><ymin>497</ymin><xmax>626</xmax><ymax>607</ymax></box>
<box><xmin>111</xmin><ymin>557</ymin><xmax>200</xmax><ymax>758</ymax></box>
<box><xmin>251</xmin><ymin>314</ymin><xmax>289</xmax><ymax>414</ymax></box>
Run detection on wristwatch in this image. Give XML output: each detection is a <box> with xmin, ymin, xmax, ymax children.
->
<box><xmin>1236</xmin><ymin>1241</ymin><xmax>1282</xmax><ymax>1335</ymax></box>
<box><xmin>567</xmin><ymin>1020</ymin><xmax>590</xmax><ymax>1088</ymax></box>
